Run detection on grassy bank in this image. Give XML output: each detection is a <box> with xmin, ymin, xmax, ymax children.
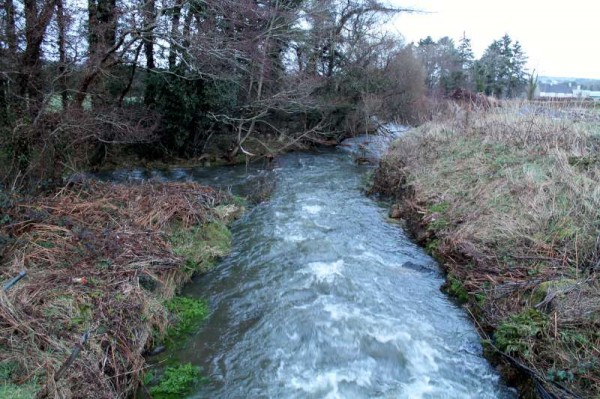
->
<box><xmin>373</xmin><ymin>103</ymin><xmax>600</xmax><ymax>398</ymax></box>
<box><xmin>0</xmin><ymin>181</ymin><xmax>242</xmax><ymax>398</ymax></box>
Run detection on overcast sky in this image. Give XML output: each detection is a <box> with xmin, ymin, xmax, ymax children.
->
<box><xmin>388</xmin><ymin>0</ymin><xmax>600</xmax><ymax>79</ymax></box>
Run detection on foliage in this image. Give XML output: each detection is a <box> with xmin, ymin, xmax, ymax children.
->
<box><xmin>415</xmin><ymin>33</ymin><xmax>529</xmax><ymax>98</ymax></box>
<box><xmin>149</xmin><ymin>363</ymin><xmax>201</xmax><ymax>398</ymax></box>
<box><xmin>495</xmin><ymin>309</ymin><xmax>548</xmax><ymax>357</ymax></box>
<box><xmin>0</xmin><ymin>0</ymin><xmax>420</xmax><ymax>188</ymax></box>
<box><xmin>0</xmin><ymin>181</ymin><xmax>232</xmax><ymax>398</ymax></box>
<box><xmin>527</xmin><ymin>70</ymin><xmax>539</xmax><ymax>101</ymax></box>
<box><xmin>446</xmin><ymin>274</ymin><xmax>469</xmax><ymax>303</ymax></box>
<box><xmin>477</xmin><ymin>34</ymin><xmax>528</xmax><ymax>98</ymax></box>
<box><xmin>415</xmin><ymin>34</ymin><xmax>474</xmax><ymax>95</ymax></box>
<box><xmin>164</xmin><ymin>297</ymin><xmax>209</xmax><ymax>345</ymax></box>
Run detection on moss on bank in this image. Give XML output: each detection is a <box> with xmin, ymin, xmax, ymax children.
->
<box><xmin>170</xmin><ymin>221</ymin><xmax>232</xmax><ymax>274</ymax></box>
<box><xmin>0</xmin><ymin>181</ymin><xmax>242</xmax><ymax>398</ymax></box>
<box><xmin>373</xmin><ymin>103</ymin><xmax>600</xmax><ymax>398</ymax></box>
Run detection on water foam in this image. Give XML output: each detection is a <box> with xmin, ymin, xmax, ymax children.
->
<box><xmin>289</xmin><ymin>368</ymin><xmax>373</xmax><ymax>399</ymax></box>
<box><xmin>302</xmin><ymin>204</ymin><xmax>323</xmax><ymax>214</ymax></box>
<box><xmin>304</xmin><ymin>259</ymin><xmax>344</xmax><ymax>283</ymax></box>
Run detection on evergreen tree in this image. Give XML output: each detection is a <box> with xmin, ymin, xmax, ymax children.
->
<box><xmin>479</xmin><ymin>34</ymin><xmax>528</xmax><ymax>98</ymax></box>
<box><xmin>456</xmin><ymin>33</ymin><xmax>474</xmax><ymax>89</ymax></box>
<box><xmin>416</xmin><ymin>36</ymin><xmax>463</xmax><ymax>95</ymax></box>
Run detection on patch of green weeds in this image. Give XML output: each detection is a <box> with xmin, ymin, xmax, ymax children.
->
<box><xmin>446</xmin><ymin>274</ymin><xmax>469</xmax><ymax>303</ymax></box>
<box><xmin>164</xmin><ymin>297</ymin><xmax>209</xmax><ymax>346</ymax></box>
<box><xmin>170</xmin><ymin>221</ymin><xmax>231</xmax><ymax>273</ymax></box>
<box><xmin>546</xmin><ymin>367</ymin><xmax>575</xmax><ymax>384</ymax></box>
<box><xmin>0</xmin><ymin>361</ymin><xmax>39</xmax><ymax>399</ymax></box>
<box><xmin>227</xmin><ymin>195</ymin><xmax>247</xmax><ymax>208</ymax></box>
<box><xmin>428</xmin><ymin>216</ymin><xmax>449</xmax><ymax>232</ymax></box>
<box><xmin>530</xmin><ymin>279</ymin><xmax>576</xmax><ymax>305</ymax></box>
<box><xmin>142</xmin><ymin>370</ymin><xmax>155</xmax><ymax>385</ymax></box>
<box><xmin>70</xmin><ymin>302</ymin><xmax>93</xmax><ymax>331</ymax></box>
<box><xmin>97</xmin><ymin>258</ymin><xmax>112</xmax><ymax>269</ymax></box>
<box><xmin>428</xmin><ymin>201</ymin><xmax>450</xmax><ymax>213</ymax></box>
<box><xmin>568</xmin><ymin>155</ymin><xmax>600</xmax><ymax>169</ymax></box>
<box><xmin>495</xmin><ymin>308</ymin><xmax>548</xmax><ymax>357</ymax></box>
<box><xmin>149</xmin><ymin>363</ymin><xmax>201</xmax><ymax>399</ymax></box>
<box><xmin>425</xmin><ymin>239</ymin><xmax>439</xmax><ymax>255</ymax></box>
<box><xmin>426</xmin><ymin>201</ymin><xmax>451</xmax><ymax>232</ymax></box>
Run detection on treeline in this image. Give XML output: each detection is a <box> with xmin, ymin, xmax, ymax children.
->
<box><xmin>415</xmin><ymin>33</ymin><xmax>529</xmax><ymax>99</ymax></box>
<box><xmin>0</xmin><ymin>0</ymin><xmax>428</xmax><ymax>188</ymax></box>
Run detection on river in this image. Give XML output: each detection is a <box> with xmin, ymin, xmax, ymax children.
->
<box><xmin>102</xmin><ymin>136</ymin><xmax>516</xmax><ymax>398</ymax></box>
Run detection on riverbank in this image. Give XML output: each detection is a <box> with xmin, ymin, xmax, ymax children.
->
<box><xmin>91</xmin><ymin>133</ymin><xmax>322</xmax><ymax>174</ymax></box>
<box><xmin>0</xmin><ymin>181</ymin><xmax>242</xmax><ymax>398</ymax></box>
<box><xmin>373</xmin><ymin>103</ymin><xmax>600</xmax><ymax>398</ymax></box>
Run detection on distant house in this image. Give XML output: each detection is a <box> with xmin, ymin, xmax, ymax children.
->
<box><xmin>573</xmin><ymin>87</ymin><xmax>600</xmax><ymax>100</ymax></box>
<box><xmin>538</xmin><ymin>82</ymin><xmax>576</xmax><ymax>98</ymax></box>
<box><xmin>538</xmin><ymin>82</ymin><xmax>600</xmax><ymax>101</ymax></box>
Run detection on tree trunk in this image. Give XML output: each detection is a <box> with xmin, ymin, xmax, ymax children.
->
<box><xmin>5</xmin><ymin>0</ymin><xmax>17</xmax><ymax>53</ymax></box>
<box><xmin>20</xmin><ymin>0</ymin><xmax>57</xmax><ymax>114</ymax></box>
<box><xmin>168</xmin><ymin>0</ymin><xmax>183</xmax><ymax>70</ymax></box>
<box><xmin>143</xmin><ymin>0</ymin><xmax>156</xmax><ymax>106</ymax></box>
<box><xmin>85</xmin><ymin>0</ymin><xmax>117</xmax><ymax>108</ymax></box>
<box><xmin>57</xmin><ymin>0</ymin><xmax>68</xmax><ymax>110</ymax></box>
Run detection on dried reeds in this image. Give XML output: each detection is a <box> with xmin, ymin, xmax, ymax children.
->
<box><xmin>0</xmin><ymin>180</ymin><xmax>233</xmax><ymax>398</ymax></box>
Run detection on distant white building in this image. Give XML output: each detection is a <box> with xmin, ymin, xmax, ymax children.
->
<box><xmin>538</xmin><ymin>83</ymin><xmax>600</xmax><ymax>101</ymax></box>
<box><xmin>538</xmin><ymin>82</ymin><xmax>575</xmax><ymax>98</ymax></box>
<box><xmin>573</xmin><ymin>86</ymin><xmax>600</xmax><ymax>100</ymax></box>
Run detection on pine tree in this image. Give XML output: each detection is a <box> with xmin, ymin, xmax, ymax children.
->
<box><xmin>478</xmin><ymin>34</ymin><xmax>528</xmax><ymax>98</ymax></box>
<box><xmin>457</xmin><ymin>33</ymin><xmax>474</xmax><ymax>89</ymax></box>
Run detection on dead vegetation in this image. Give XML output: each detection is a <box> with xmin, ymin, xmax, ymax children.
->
<box><xmin>374</xmin><ymin>101</ymin><xmax>600</xmax><ymax>398</ymax></box>
<box><xmin>0</xmin><ymin>181</ymin><xmax>240</xmax><ymax>398</ymax></box>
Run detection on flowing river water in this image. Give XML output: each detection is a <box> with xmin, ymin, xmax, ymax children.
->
<box><xmin>103</xmin><ymin>135</ymin><xmax>516</xmax><ymax>398</ymax></box>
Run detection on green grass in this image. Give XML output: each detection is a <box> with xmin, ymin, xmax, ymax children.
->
<box><xmin>0</xmin><ymin>362</ymin><xmax>39</xmax><ymax>399</ymax></box>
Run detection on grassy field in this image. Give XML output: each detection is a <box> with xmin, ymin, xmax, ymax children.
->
<box><xmin>0</xmin><ymin>181</ymin><xmax>242</xmax><ymax>398</ymax></box>
<box><xmin>374</xmin><ymin>102</ymin><xmax>600</xmax><ymax>398</ymax></box>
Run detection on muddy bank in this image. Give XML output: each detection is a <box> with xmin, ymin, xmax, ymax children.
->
<box><xmin>372</xmin><ymin>105</ymin><xmax>600</xmax><ymax>398</ymax></box>
<box><xmin>0</xmin><ymin>181</ymin><xmax>242</xmax><ymax>398</ymax></box>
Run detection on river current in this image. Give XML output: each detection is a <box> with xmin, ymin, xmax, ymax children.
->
<box><xmin>103</xmin><ymin>136</ymin><xmax>516</xmax><ymax>398</ymax></box>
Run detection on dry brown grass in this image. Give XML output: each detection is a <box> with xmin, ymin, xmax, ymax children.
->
<box><xmin>374</xmin><ymin>101</ymin><xmax>600</xmax><ymax>397</ymax></box>
<box><xmin>0</xmin><ymin>181</ymin><xmax>236</xmax><ymax>398</ymax></box>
